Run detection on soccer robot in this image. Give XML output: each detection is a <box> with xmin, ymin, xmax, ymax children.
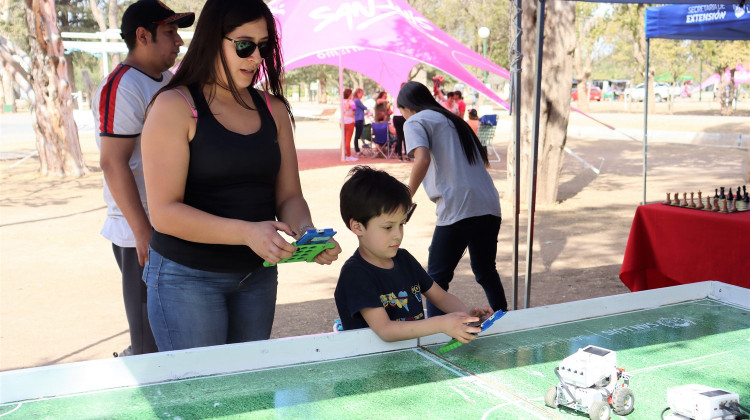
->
<box><xmin>545</xmin><ymin>345</ymin><xmax>635</xmax><ymax>420</ymax></box>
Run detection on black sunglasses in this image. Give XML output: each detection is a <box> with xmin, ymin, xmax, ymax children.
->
<box><xmin>405</xmin><ymin>203</ymin><xmax>417</xmax><ymax>224</ymax></box>
<box><xmin>223</xmin><ymin>36</ymin><xmax>270</xmax><ymax>59</ymax></box>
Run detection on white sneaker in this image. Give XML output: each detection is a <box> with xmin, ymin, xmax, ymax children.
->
<box><xmin>345</xmin><ymin>156</ymin><xmax>359</xmax><ymax>161</ymax></box>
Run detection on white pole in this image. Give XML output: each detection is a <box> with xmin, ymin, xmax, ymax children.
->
<box><xmin>101</xmin><ymin>34</ymin><xmax>109</xmax><ymax>75</ymax></box>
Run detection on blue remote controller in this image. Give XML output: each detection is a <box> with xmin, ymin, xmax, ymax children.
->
<box><xmin>296</xmin><ymin>228</ymin><xmax>336</xmax><ymax>245</ymax></box>
<box><xmin>438</xmin><ymin>310</ymin><xmax>506</xmax><ymax>354</ymax></box>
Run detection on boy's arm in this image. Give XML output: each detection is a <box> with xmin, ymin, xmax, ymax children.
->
<box><xmin>360</xmin><ymin>306</ymin><xmax>480</xmax><ymax>343</ymax></box>
<box><xmin>424</xmin><ymin>286</ymin><xmax>494</xmax><ymax>320</ymax></box>
<box><xmin>422</xmin><ymin>282</ymin><xmax>468</xmax><ymax>314</ymax></box>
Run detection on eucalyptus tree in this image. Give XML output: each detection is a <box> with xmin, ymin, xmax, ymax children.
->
<box><xmin>573</xmin><ymin>2</ymin><xmax>609</xmax><ymax>111</ymax></box>
<box><xmin>22</xmin><ymin>0</ymin><xmax>87</xmax><ymax>176</ymax></box>
<box><xmin>694</xmin><ymin>40</ymin><xmax>750</xmax><ymax>116</ymax></box>
<box><xmin>651</xmin><ymin>38</ymin><xmax>692</xmax><ymax>113</ymax></box>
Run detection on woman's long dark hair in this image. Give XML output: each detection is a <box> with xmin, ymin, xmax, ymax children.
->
<box><xmin>397</xmin><ymin>81</ymin><xmax>488</xmax><ymax>166</ymax></box>
<box><xmin>149</xmin><ymin>0</ymin><xmax>293</xmax><ymax>124</ymax></box>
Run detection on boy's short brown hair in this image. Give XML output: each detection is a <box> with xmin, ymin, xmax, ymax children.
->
<box><xmin>340</xmin><ymin>166</ymin><xmax>412</xmax><ymax>228</ymax></box>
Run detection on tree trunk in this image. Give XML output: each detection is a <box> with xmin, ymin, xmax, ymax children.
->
<box><xmin>2</xmin><ymin>61</ymin><xmax>15</xmax><ymax>112</ymax></box>
<box><xmin>508</xmin><ymin>0</ymin><xmax>575</xmax><ymax>205</ymax></box>
<box><xmin>107</xmin><ymin>0</ymin><xmax>120</xmax><ymax>69</ymax></box>
<box><xmin>318</xmin><ymin>74</ymin><xmax>327</xmax><ymax>103</ymax></box>
<box><xmin>24</xmin><ymin>0</ymin><xmax>88</xmax><ymax>177</ymax></box>
<box><xmin>718</xmin><ymin>69</ymin><xmax>735</xmax><ymax>116</ymax></box>
<box><xmin>574</xmin><ymin>49</ymin><xmax>591</xmax><ymax>111</ymax></box>
<box><xmin>646</xmin><ymin>68</ymin><xmax>655</xmax><ymax>113</ymax></box>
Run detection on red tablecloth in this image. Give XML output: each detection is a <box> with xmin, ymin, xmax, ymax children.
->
<box><xmin>619</xmin><ymin>203</ymin><xmax>750</xmax><ymax>292</ymax></box>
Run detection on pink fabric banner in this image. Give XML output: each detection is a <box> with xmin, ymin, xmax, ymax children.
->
<box><xmin>269</xmin><ymin>0</ymin><xmax>510</xmax><ymax>109</ymax></box>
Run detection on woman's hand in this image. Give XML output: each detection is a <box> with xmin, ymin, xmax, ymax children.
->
<box><xmin>245</xmin><ymin>221</ymin><xmax>298</xmax><ymax>265</ymax></box>
<box><xmin>313</xmin><ymin>238</ymin><xmax>342</xmax><ymax>265</ymax></box>
<box><xmin>440</xmin><ymin>312</ymin><xmax>482</xmax><ymax>343</ymax></box>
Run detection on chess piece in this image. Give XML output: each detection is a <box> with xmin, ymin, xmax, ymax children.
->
<box><xmin>737</xmin><ymin>187</ymin><xmax>742</xmax><ymax>201</ymax></box>
<box><xmin>705</xmin><ymin>196</ymin><xmax>712</xmax><ymax>211</ymax></box>
<box><xmin>720</xmin><ymin>187</ymin><xmax>726</xmax><ymax>199</ymax></box>
<box><xmin>673</xmin><ymin>193</ymin><xmax>681</xmax><ymax>206</ymax></box>
<box><xmin>663</xmin><ymin>192</ymin><xmax>672</xmax><ymax>205</ymax></box>
<box><xmin>715</xmin><ymin>188</ymin><xmax>719</xmax><ymax>198</ymax></box>
<box><xmin>713</xmin><ymin>197</ymin><xmax>720</xmax><ymax>212</ymax></box>
<box><xmin>743</xmin><ymin>185</ymin><xmax>749</xmax><ymax>203</ymax></box>
<box><xmin>727</xmin><ymin>188</ymin><xmax>734</xmax><ymax>201</ymax></box>
<box><xmin>696</xmin><ymin>191</ymin><xmax>704</xmax><ymax>209</ymax></box>
<box><xmin>721</xmin><ymin>198</ymin><xmax>728</xmax><ymax>213</ymax></box>
<box><xmin>729</xmin><ymin>198</ymin><xmax>737</xmax><ymax>213</ymax></box>
<box><xmin>681</xmin><ymin>192</ymin><xmax>688</xmax><ymax>206</ymax></box>
<box><xmin>689</xmin><ymin>192</ymin><xmax>696</xmax><ymax>208</ymax></box>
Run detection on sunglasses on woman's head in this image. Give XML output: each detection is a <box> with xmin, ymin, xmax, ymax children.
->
<box><xmin>224</xmin><ymin>36</ymin><xmax>270</xmax><ymax>58</ymax></box>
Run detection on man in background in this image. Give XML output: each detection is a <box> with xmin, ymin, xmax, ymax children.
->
<box><xmin>92</xmin><ymin>0</ymin><xmax>194</xmax><ymax>356</ymax></box>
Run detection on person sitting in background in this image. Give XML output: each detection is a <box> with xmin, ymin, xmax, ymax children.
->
<box><xmin>467</xmin><ymin>108</ymin><xmax>479</xmax><ymax>134</ymax></box>
<box><xmin>370</xmin><ymin>111</ymin><xmax>396</xmax><ymax>157</ymax></box>
<box><xmin>334</xmin><ymin>165</ymin><xmax>493</xmax><ymax>342</ymax></box>
<box><xmin>374</xmin><ymin>91</ymin><xmax>390</xmax><ymax>121</ymax></box>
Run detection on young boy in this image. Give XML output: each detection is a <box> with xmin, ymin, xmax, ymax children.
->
<box><xmin>335</xmin><ymin>166</ymin><xmax>493</xmax><ymax>343</ymax></box>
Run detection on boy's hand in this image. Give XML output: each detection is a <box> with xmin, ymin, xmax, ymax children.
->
<box><xmin>440</xmin><ymin>313</ymin><xmax>482</xmax><ymax>343</ymax></box>
<box><xmin>469</xmin><ymin>306</ymin><xmax>494</xmax><ymax>321</ymax></box>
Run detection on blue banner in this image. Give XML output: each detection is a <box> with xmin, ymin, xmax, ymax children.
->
<box><xmin>646</xmin><ymin>3</ymin><xmax>750</xmax><ymax>40</ymax></box>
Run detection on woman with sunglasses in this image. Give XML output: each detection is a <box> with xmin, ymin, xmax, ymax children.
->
<box><xmin>141</xmin><ymin>0</ymin><xmax>341</xmax><ymax>352</ymax></box>
<box><xmin>397</xmin><ymin>81</ymin><xmax>508</xmax><ymax>318</ymax></box>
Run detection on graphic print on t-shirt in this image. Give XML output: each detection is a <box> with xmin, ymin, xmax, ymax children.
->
<box><xmin>380</xmin><ymin>291</ymin><xmax>409</xmax><ymax>311</ymax></box>
<box><xmin>379</xmin><ymin>285</ymin><xmax>426</xmax><ymax>321</ymax></box>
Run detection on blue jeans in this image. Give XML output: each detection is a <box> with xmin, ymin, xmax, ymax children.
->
<box><xmin>143</xmin><ymin>248</ymin><xmax>278</xmax><ymax>351</ymax></box>
<box><xmin>426</xmin><ymin>214</ymin><xmax>507</xmax><ymax>317</ymax></box>
<box><xmin>353</xmin><ymin>119</ymin><xmax>364</xmax><ymax>153</ymax></box>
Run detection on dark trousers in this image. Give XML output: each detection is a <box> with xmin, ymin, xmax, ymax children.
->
<box><xmin>425</xmin><ymin>214</ymin><xmax>508</xmax><ymax>317</ymax></box>
<box><xmin>112</xmin><ymin>244</ymin><xmax>158</xmax><ymax>354</ymax></box>
<box><xmin>392</xmin><ymin>115</ymin><xmax>406</xmax><ymax>157</ymax></box>
<box><xmin>353</xmin><ymin>119</ymin><xmax>364</xmax><ymax>153</ymax></box>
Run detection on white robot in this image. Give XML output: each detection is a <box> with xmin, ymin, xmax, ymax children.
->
<box><xmin>545</xmin><ymin>345</ymin><xmax>635</xmax><ymax>420</ymax></box>
<box><xmin>665</xmin><ymin>384</ymin><xmax>745</xmax><ymax>420</ymax></box>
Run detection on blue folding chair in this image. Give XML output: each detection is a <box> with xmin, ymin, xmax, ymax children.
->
<box><xmin>371</xmin><ymin>121</ymin><xmax>394</xmax><ymax>159</ymax></box>
<box><xmin>478</xmin><ymin>114</ymin><xmax>501</xmax><ymax>162</ymax></box>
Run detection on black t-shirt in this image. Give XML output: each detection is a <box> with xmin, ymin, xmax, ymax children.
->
<box><xmin>334</xmin><ymin>248</ymin><xmax>434</xmax><ymax>330</ymax></box>
<box><xmin>150</xmin><ymin>85</ymin><xmax>280</xmax><ymax>273</ymax></box>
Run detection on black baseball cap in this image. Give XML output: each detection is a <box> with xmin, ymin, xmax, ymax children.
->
<box><xmin>120</xmin><ymin>0</ymin><xmax>195</xmax><ymax>37</ymax></box>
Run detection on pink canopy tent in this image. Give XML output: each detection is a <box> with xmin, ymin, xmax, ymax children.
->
<box><xmin>693</xmin><ymin>64</ymin><xmax>750</xmax><ymax>93</ymax></box>
<box><xmin>268</xmin><ymin>0</ymin><xmax>511</xmax><ymax>109</ymax></box>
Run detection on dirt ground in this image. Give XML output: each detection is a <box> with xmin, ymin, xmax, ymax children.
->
<box><xmin>1</xmin><ymin>99</ymin><xmax>748</xmax><ymax>372</ymax></box>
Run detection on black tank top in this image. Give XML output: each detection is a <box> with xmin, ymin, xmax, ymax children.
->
<box><xmin>150</xmin><ymin>85</ymin><xmax>280</xmax><ymax>273</ymax></box>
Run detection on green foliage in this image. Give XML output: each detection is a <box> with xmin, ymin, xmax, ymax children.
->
<box><xmin>652</xmin><ymin>38</ymin><xmax>692</xmax><ymax>85</ymax></box>
<box><xmin>0</xmin><ymin>0</ymin><xmax>28</xmax><ymax>51</ymax></box>
<box><xmin>57</xmin><ymin>0</ymin><xmax>99</xmax><ymax>31</ymax></box>
<box><xmin>407</xmin><ymin>0</ymin><xmax>510</xmax><ymax>69</ymax></box>
<box><xmin>698</xmin><ymin>40</ymin><xmax>750</xmax><ymax>73</ymax></box>
<box><xmin>284</xmin><ymin>65</ymin><xmax>384</xmax><ymax>95</ymax></box>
